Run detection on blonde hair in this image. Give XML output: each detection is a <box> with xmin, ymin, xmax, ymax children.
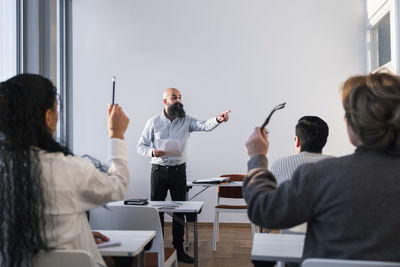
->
<box><xmin>342</xmin><ymin>71</ymin><xmax>400</xmax><ymax>154</ymax></box>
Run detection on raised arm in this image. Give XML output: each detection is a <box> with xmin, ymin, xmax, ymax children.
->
<box><xmin>189</xmin><ymin>110</ymin><xmax>231</xmax><ymax>132</ymax></box>
<box><xmin>76</xmin><ymin>104</ymin><xmax>130</xmax><ymax>211</ymax></box>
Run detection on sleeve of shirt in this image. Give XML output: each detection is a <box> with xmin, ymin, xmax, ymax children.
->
<box><xmin>188</xmin><ymin>116</ymin><xmax>220</xmax><ymax>132</ymax></box>
<box><xmin>136</xmin><ymin>119</ymin><xmax>154</xmax><ymax>157</ymax></box>
<box><xmin>242</xmin><ymin>154</ymin><xmax>317</xmax><ymax>229</ymax></box>
<box><xmin>75</xmin><ymin>138</ymin><xmax>130</xmax><ymax>211</ymax></box>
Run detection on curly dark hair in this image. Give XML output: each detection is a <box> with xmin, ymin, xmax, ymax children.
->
<box><xmin>342</xmin><ymin>71</ymin><xmax>400</xmax><ymax>154</ymax></box>
<box><xmin>0</xmin><ymin>73</ymin><xmax>72</xmax><ymax>267</ymax></box>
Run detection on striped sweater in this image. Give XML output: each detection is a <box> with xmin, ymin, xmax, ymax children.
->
<box><xmin>270</xmin><ymin>152</ymin><xmax>334</xmax><ymax>185</ymax></box>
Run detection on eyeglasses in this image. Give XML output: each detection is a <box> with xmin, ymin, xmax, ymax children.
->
<box><xmin>260</xmin><ymin>102</ymin><xmax>286</xmax><ymax>132</ymax></box>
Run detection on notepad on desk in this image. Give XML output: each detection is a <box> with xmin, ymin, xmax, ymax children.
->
<box><xmin>192</xmin><ymin>177</ymin><xmax>230</xmax><ymax>184</ymax></box>
<box><xmin>150</xmin><ymin>201</ymin><xmax>182</xmax><ymax>209</ymax></box>
<box><xmin>97</xmin><ymin>240</ymin><xmax>122</xmax><ymax>248</ymax></box>
<box><xmin>124</xmin><ymin>198</ymin><xmax>148</xmax><ymax>205</ymax></box>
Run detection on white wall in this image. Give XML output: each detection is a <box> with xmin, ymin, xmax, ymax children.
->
<box><xmin>72</xmin><ymin>0</ymin><xmax>366</xmax><ymax>223</ymax></box>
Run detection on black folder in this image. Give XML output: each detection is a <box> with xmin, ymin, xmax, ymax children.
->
<box><xmin>124</xmin><ymin>198</ymin><xmax>148</xmax><ymax>205</ymax></box>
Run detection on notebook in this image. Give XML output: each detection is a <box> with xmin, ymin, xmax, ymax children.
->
<box><xmin>124</xmin><ymin>198</ymin><xmax>148</xmax><ymax>205</ymax></box>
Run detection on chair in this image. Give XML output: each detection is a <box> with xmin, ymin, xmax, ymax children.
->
<box><xmin>35</xmin><ymin>249</ymin><xmax>96</xmax><ymax>267</ymax></box>
<box><xmin>302</xmin><ymin>258</ymin><xmax>400</xmax><ymax>267</ymax></box>
<box><xmin>90</xmin><ymin>206</ymin><xmax>177</xmax><ymax>267</ymax></box>
<box><xmin>212</xmin><ymin>174</ymin><xmax>255</xmax><ymax>251</ymax></box>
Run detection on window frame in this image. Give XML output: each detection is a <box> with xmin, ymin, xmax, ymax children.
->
<box><xmin>367</xmin><ymin>0</ymin><xmax>400</xmax><ymax>73</ymax></box>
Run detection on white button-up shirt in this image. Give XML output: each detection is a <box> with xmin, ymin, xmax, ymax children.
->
<box><xmin>41</xmin><ymin>138</ymin><xmax>129</xmax><ymax>267</ymax></box>
<box><xmin>137</xmin><ymin>111</ymin><xmax>220</xmax><ymax>166</ymax></box>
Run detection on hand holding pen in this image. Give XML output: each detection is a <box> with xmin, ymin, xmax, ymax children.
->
<box><xmin>246</xmin><ymin>102</ymin><xmax>286</xmax><ymax>157</ymax></box>
<box><xmin>246</xmin><ymin>127</ymin><xmax>269</xmax><ymax>157</ymax></box>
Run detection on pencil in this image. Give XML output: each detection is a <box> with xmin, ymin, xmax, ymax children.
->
<box><xmin>112</xmin><ymin>76</ymin><xmax>116</xmax><ymax>106</ymax></box>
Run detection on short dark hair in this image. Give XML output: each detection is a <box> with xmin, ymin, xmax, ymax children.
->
<box><xmin>295</xmin><ymin>116</ymin><xmax>329</xmax><ymax>153</ymax></box>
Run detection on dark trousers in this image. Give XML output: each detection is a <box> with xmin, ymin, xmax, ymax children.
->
<box><xmin>151</xmin><ymin>163</ymin><xmax>187</xmax><ymax>249</ymax></box>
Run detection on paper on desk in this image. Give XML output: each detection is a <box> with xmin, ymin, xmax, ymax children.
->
<box><xmin>155</xmin><ymin>139</ymin><xmax>182</xmax><ymax>157</ymax></box>
<box><xmin>97</xmin><ymin>239</ymin><xmax>122</xmax><ymax>248</ymax></box>
<box><xmin>192</xmin><ymin>177</ymin><xmax>230</xmax><ymax>184</ymax></box>
<box><xmin>150</xmin><ymin>201</ymin><xmax>181</xmax><ymax>208</ymax></box>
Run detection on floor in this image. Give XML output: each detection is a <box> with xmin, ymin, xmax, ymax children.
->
<box><xmin>163</xmin><ymin>223</ymin><xmax>255</xmax><ymax>267</ymax></box>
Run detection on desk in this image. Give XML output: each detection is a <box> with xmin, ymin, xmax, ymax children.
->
<box><xmin>251</xmin><ymin>233</ymin><xmax>305</xmax><ymax>264</ymax></box>
<box><xmin>107</xmin><ymin>201</ymin><xmax>204</xmax><ymax>267</ymax></box>
<box><xmin>97</xmin><ymin>230</ymin><xmax>156</xmax><ymax>267</ymax></box>
<box><xmin>186</xmin><ymin>181</ymin><xmax>243</xmax><ymax>200</ymax></box>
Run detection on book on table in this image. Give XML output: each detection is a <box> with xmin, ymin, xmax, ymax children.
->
<box><xmin>192</xmin><ymin>177</ymin><xmax>230</xmax><ymax>184</ymax></box>
<box><xmin>124</xmin><ymin>198</ymin><xmax>148</xmax><ymax>205</ymax></box>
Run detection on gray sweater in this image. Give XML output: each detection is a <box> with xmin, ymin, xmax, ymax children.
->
<box><xmin>243</xmin><ymin>146</ymin><xmax>400</xmax><ymax>261</ymax></box>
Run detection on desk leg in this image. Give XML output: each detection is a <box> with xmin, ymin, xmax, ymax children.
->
<box><xmin>134</xmin><ymin>253</ymin><xmax>139</xmax><ymax>267</ymax></box>
<box><xmin>194</xmin><ymin>214</ymin><xmax>198</xmax><ymax>267</ymax></box>
<box><xmin>185</xmin><ymin>187</ymin><xmax>190</xmax><ymax>251</ymax></box>
<box><xmin>141</xmin><ymin>250</ymin><xmax>146</xmax><ymax>267</ymax></box>
<box><xmin>185</xmin><ymin>222</ymin><xmax>191</xmax><ymax>251</ymax></box>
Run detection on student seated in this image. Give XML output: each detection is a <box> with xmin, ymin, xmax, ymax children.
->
<box><xmin>270</xmin><ymin>116</ymin><xmax>334</xmax><ymax>233</ymax></box>
<box><xmin>0</xmin><ymin>74</ymin><xmax>130</xmax><ymax>267</ymax></box>
<box><xmin>244</xmin><ymin>72</ymin><xmax>400</xmax><ymax>264</ymax></box>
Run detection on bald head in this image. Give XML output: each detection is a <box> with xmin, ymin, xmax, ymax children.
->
<box><xmin>162</xmin><ymin>88</ymin><xmax>182</xmax><ymax>107</ymax></box>
<box><xmin>163</xmin><ymin>88</ymin><xmax>181</xmax><ymax>100</ymax></box>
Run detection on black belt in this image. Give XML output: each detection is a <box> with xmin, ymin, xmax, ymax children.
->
<box><xmin>152</xmin><ymin>163</ymin><xmax>186</xmax><ymax>170</ymax></box>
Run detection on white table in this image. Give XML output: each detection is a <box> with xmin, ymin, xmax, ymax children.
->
<box><xmin>108</xmin><ymin>201</ymin><xmax>204</xmax><ymax>267</ymax></box>
<box><xmin>96</xmin><ymin>230</ymin><xmax>156</xmax><ymax>267</ymax></box>
<box><xmin>251</xmin><ymin>233</ymin><xmax>305</xmax><ymax>264</ymax></box>
<box><xmin>186</xmin><ymin>181</ymin><xmax>243</xmax><ymax>200</ymax></box>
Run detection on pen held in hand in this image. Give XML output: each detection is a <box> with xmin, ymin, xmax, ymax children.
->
<box><xmin>112</xmin><ymin>76</ymin><xmax>116</xmax><ymax>106</ymax></box>
<box><xmin>260</xmin><ymin>102</ymin><xmax>286</xmax><ymax>132</ymax></box>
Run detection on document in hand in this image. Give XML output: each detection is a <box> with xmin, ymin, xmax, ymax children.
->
<box><xmin>192</xmin><ymin>177</ymin><xmax>230</xmax><ymax>184</ymax></box>
<box><xmin>97</xmin><ymin>240</ymin><xmax>122</xmax><ymax>248</ymax></box>
<box><xmin>155</xmin><ymin>139</ymin><xmax>182</xmax><ymax>157</ymax></box>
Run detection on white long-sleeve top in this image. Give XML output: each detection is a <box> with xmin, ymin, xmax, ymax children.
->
<box><xmin>40</xmin><ymin>138</ymin><xmax>129</xmax><ymax>267</ymax></box>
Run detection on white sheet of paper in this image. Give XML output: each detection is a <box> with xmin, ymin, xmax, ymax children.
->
<box><xmin>155</xmin><ymin>139</ymin><xmax>182</xmax><ymax>157</ymax></box>
<box><xmin>97</xmin><ymin>239</ymin><xmax>122</xmax><ymax>248</ymax></box>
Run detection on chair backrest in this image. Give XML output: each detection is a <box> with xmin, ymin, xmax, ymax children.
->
<box><xmin>218</xmin><ymin>174</ymin><xmax>246</xmax><ymax>199</ymax></box>
<box><xmin>302</xmin><ymin>258</ymin><xmax>400</xmax><ymax>267</ymax></box>
<box><xmin>90</xmin><ymin>206</ymin><xmax>165</xmax><ymax>267</ymax></box>
<box><xmin>35</xmin><ymin>249</ymin><xmax>96</xmax><ymax>267</ymax></box>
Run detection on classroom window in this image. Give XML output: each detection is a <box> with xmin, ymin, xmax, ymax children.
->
<box><xmin>367</xmin><ymin>0</ymin><xmax>399</xmax><ymax>73</ymax></box>
<box><xmin>371</xmin><ymin>13</ymin><xmax>391</xmax><ymax>70</ymax></box>
<box><xmin>0</xmin><ymin>0</ymin><xmax>17</xmax><ymax>81</ymax></box>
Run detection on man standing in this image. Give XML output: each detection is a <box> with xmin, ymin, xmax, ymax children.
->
<box><xmin>271</xmin><ymin>116</ymin><xmax>334</xmax><ymax>185</ymax></box>
<box><xmin>137</xmin><ymin>88</ymin><xmax>230</xmax><ymax>263</ymax></box>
